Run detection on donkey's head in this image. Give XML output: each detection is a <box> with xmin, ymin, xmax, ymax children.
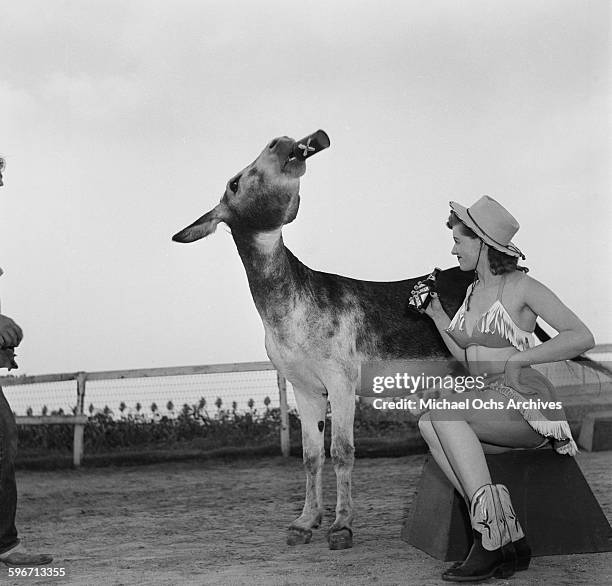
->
<box><xmin>173</xmin><ymin>135</ymin><xmax>313</xmax><ymax>243</ymax></box>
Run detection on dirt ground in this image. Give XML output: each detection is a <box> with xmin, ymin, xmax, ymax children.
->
<box><xmin>3</xmin><ymin>452</ymin><xmax>611</xmax><ymax>586</ymax></box>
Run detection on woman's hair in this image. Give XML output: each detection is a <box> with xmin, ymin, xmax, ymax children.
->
<box><xmin>446</xmin><ymin>211</ymin><xmax>527</xmax><ymax>274</ymax></box>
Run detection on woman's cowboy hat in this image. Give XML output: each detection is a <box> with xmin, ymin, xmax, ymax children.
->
<box><xmin>449</xmin><ymin>195</ymin><xmax>525</xmax><ymax>259</ymax></box>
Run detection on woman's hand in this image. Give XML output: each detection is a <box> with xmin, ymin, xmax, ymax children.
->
<box><xmin>423</xmin><ymin>292</ymin><xmax>448</xmax><ymax>324</ymax></box>
<box><xmin>503</xmin><ymin>352</ymin><xmax>528</xmax><ymax>390</ymax></box>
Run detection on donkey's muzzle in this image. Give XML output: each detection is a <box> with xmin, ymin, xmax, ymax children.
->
<box><xmin>289</xmin><ymin>130</ymin><xmax>330</xmax><ymax>161</ymax></box>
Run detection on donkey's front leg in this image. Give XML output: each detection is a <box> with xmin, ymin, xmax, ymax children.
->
<box><xmin>327</xmin><ymin>382</ymin><xmax>355</xmax><ymax>550</ymax></box>
<box><xmin>287</xmin><ymin>387</ymin><xmax>328</xmax><ymax>546</ymax></box>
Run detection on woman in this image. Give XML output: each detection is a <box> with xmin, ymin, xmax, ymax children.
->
<box><xmin>416</xmin><ymin>195</ymin><xmax>594</xmax><ymax>582</ymax></box>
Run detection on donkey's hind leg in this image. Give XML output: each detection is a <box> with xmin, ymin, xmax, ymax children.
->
<box><xmin>327</xmin><ymin>380</ymin><xmax>355</xmax><ymax>550</ymax></box>
<box><xmin>287</xmin><ymin>386</ymin><xmax>328</xmax><ymax>546</ymax></box>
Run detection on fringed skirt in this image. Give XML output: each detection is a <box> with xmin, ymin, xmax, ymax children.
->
<box><xmin>485</xmin><ymin>366</ymin><xmax>578</xmax><ymax>456</ymax></box>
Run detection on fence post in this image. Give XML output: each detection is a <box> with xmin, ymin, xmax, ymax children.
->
<box><xmin>73</xmin><ymin>372</ymin><xmax>87</xmax><ymax>467</ymax></box>
<box><xmin>277</xmin><ymin>372</ymin><xmax>290</xmax><ymax>457</ymax></box>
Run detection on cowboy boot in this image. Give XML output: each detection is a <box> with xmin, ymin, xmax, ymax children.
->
<box><xmin>442</xmin><ymin>484</ymin><xmax>516</xmax><ymax>582</ymax></box>
<box><xmin>447</xmin><ymin>484</ymin><xmax>531</xmax><ymax>574</ymax></box>
<box><xmin>496</xmin><ymin>484</ymin><xmax>531</xmax><ymax>571</ymax></box>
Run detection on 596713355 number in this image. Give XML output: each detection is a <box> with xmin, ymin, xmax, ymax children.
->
<box><xmin>7</xmin><ymin>567</ymin><xmax>66</xmax><ymax>577</ymax></box>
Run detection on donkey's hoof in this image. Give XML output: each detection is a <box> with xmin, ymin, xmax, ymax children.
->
<box><xmin>286</xmin><ymin>527</ymin><xmax>313</xmax><ymax>546</ymax></box>
<box><xmin>328</xmin><ymin>528</ymin><xmax>353</xmax><ymax>550</ymax></box>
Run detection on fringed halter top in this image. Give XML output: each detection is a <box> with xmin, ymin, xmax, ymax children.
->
<box><xmin>445</xmin><ymin>274</ymin><xmax>534</xmax><ymax>351</ymax></box>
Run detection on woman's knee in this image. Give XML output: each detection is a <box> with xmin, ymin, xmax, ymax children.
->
<box><xmin>418</xmin><ymin>412</ymin><xmax>443</xmax><ymax>448</ymax></box>
<box><xmin>428</xmin><ymin>405</ymin><xmax>467</xmax><ymax>426</ymax></box>
<box><xmin>418</xmin><ymin>412</ymin><xmax>433</xmax><ymax>438</ymax></box>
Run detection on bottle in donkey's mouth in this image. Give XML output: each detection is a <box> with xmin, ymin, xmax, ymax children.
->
<box><xmin>289</xmin><ymin>130</ymin><xmax>331</xmax><ymax>160</ymax></box>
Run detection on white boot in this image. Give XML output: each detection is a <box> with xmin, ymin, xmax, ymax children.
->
<box><xmin>442</xmin><ymin>484</ymin><xmax>516</xmax><ymax>582</ymax></box>
<box><xmin>496</xmin><ymin>484</ymin><xmax>531</xmax><ymax>571</ymax></box>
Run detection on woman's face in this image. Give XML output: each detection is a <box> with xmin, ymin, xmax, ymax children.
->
<box><xmin>451</xmin><ymin>225</ymin><xmax>482</xmax><ymax>271</ymax></box>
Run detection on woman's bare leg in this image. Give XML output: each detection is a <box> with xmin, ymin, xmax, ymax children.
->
<box><xmin>429</xmin><ymin>389</ymin><xmax>545</xmax><ymax>500</ymax></box>
<box><xmin>429</xmin><ymin>419</ymin><xmax>491</xmax><ymax>499</ymax></box>
<box><xmin>418</xmin><ymin>413</ymin><xmax>466</xmax><ymax>499</ymax></box>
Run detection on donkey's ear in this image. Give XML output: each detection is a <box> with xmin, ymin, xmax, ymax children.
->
<box><xmin>172</xmin><ymin>202</ymin><xmax>230</xmax><ymax>243</ymax></box>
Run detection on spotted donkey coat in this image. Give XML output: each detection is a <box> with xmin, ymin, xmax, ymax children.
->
<box><xmin>173</xmin><ymin>135</ymin><xmax>473</xmax><ymax>550</ymax></box>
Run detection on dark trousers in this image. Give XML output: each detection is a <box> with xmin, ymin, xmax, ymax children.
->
<box><xmin>0</xmin><ymin>387</ymin><xmax>19</xmax><ymax>554</ymax></box>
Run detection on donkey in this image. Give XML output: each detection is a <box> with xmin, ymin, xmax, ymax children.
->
<box><xmin>172</xmin><ymin>134</ymin><xmax>475</xmax><ymax>550</ymax></box>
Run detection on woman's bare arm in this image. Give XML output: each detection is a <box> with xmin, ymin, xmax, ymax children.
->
<box><xmin>425</xmin><ymin>293</ymin><xmax>468</xmax><ymax>366</ymax></box>
<box><xmin>507</xmin><ymin>276</ymin><xmax>594</xmax><ymax>368</ymax></box>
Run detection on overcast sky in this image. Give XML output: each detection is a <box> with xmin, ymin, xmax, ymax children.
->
<box><xmin>1</xmin><ymin>0</ymin><xmax>610</xmax><ymax>375</ymax></box>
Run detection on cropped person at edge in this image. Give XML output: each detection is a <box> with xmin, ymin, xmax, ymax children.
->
<box><xmin>0</xmin><ymin>157</ymin><xmax>53</xmax><ymax>566</ymax></box>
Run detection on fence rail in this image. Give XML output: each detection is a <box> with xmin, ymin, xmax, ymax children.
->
<box><xmin>1</xmin><ymin>361</ymin><xmax>290</xmax><ymax>466</ymax></box>
<box><xmin>2</xmin><ymin>354</ymin><xmax>610</xmax><ymax>467</ymax></box>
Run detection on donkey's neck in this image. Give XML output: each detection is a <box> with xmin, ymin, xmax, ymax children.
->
<box><xmin>232</xmin><ymin>228</ymin><xmax>288</xmax><ymax>276</ymax></box>
<box><xmin>232</xmin><ymin>228</ymin><xmax>301</xmax><ymax>321</ymax></box>
<box><xmin>250</xmin><ymin>229</ymin><xmax>284</xmax><ymax>256</ymax></box>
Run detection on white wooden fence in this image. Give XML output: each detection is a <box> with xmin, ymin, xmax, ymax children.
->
<box><xmin>0</xmin><ymin>361</ymin><xmax>291</xmax><ymax>467</ymax></box>
<box><xmin>2</xmin><ymin>352</ymin><xmax>610</xmax><ymax>467</ymax></box>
